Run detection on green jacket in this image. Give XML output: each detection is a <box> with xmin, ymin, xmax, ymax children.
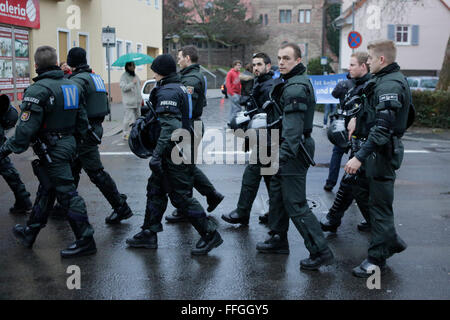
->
<box><xmin>3</xmin><ymin>68</ymin><xmax>89</xmax><ymax>154</ymax></box>
<box><xmin>269</xmin><ymin>63</ymin><xmax>316</xmax><ymax>163</ymax></box>
<box><xmin>355</xmin><ymin>63</ymin><xmax>411</xmax><ymax>163</ymax></box>
<box><xmin>179</xmin><ymin>64</ymin><xmax>206</xmax><ymax>119</ymax></box>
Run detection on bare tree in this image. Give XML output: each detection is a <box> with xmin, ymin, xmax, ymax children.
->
<box><xmin>437</xmin><ymin>36</ymin><xmax>450</xmax><ymax>91</ymax></box>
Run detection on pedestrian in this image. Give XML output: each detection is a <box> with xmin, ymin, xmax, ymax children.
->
<box><xmin>165</xmin><ymin>45</ymin><xmax>224</xmax><ymax>223</ymax></box>
<box><xmin>59</xmin><ymin>61</ymin><xmax>72</xmax><ymax>78</ymax></box>
<box><xmin>256</xmin><ymin>43</ymin><xmax>334</xmax><ymax>270</ymax></box>
<box><xmin>323</xmin><ymin>73</ymin><xmax>355</xmax><ymax>192</ymax></box>
<box><xmin>222</xmin><ymin>52</ymin><xmax>274</xmax><ymax>226</ymax></box>
<box><xmin>57</xmin><ymin>47</ymin><xmax>132</xmax><ymax>225</ymax></box>
<box><xmin>321</xmin><ymin>52</ymin><xmax>372</xmax><ymax>232</ymax></box>
<box><xmin>0</xmin><ymin>93</ymin><xmax>32</xmax><ymax>214</ymax></box>
<box><xmin>120</xmin><ymin>61</ymin><xmax>141</xmax><ymax>140</ymax></box>
<box><xmin>226</xmin><ymin>60</ymin><xmax>242</xmax><ymax>127</ymax></box>
<box><xmin>344</xmin><ymin>40</ymin><xmax>409</xmax><ymax>277</ymax></box>
<box><xmin>0</xmin><ymin>46</ymin><xmax>96</xmax><ymax>258</ymax></box>
<box><xmin>126</xmin><ymin>54</ymin><xmax>223</xmax><ymax>255</ymax></box>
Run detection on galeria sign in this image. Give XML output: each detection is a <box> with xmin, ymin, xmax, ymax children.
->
<box><xmin>0</xmin><ymin>0</ymin><xmax>40</xmax><ymax>29</ymax></box>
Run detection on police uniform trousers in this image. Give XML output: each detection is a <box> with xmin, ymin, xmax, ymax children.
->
<box><xmin>268</xmin><ymin>137</ymin><xmax>328</xmax><ymax>255</ymax></box>
<box><xmin>28</xmin><ymin>136</ymin><xmax>94</xmax><ymax>238</ymax></box>
<box><xmin>71</xmin><ymin>122</ymin><xmax>125</xmax><ymax>210</ymax></box>
<box><xmin>352</xmin><ymin>146</ymin><xmax>405</xmax><ymax>264</ymax></box>
<box><xmin>143</xmin><ymin>155</ymin><xmax>216</xmax><ymax>236</ymax></box>
<box><xmin>0</xmin><ymin>156</ymin><xmax>30</xmax><ymax>203</ymax></box>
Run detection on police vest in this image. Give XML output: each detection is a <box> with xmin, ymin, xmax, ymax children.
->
<box><xmin>271</xmin><ymin>75</ymin><xmax>316</xmax><ymax>134</ymax></box>
<box><xmin>30</xmin><ymin>78</ymin><xmax>81</xmax><ymax>134</ymax></box>
<box><xmin>182</xmin><ymin>72</ymin><xmax>206</xmax><ymax>119</ymax></box>
<box><xmin>72</xmin><ymin>72</ymin><xmax>110</xmax><ymax>119</ymax></box>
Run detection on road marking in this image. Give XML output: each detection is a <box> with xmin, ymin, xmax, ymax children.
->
<box><xmin>100</xmin><ymin>152</ymin><xmax>134</xmax><ymax>156</ymax></box>
<box><xmin>404</xmin><ymin>150</ymin><xmax>430</xmax><ymax>153</ymax></box>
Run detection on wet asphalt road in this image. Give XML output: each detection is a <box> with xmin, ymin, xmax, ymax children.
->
<box><xmin>0</xmin><ymin>97</ymin><xmax>449</xmax><ymax>300</ymax></box>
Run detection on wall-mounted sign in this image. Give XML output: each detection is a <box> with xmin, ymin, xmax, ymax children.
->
<box><xmin>0</xmin><ymin>0</ymin><xmax>40</xmax><ymax>29</ymax></box>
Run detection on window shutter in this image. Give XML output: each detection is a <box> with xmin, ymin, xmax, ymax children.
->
<box><xmin>388</xmin><ymin>24</ymin><xmax>395</xmax><ymax>41</ymax></box>
<box><xmin>411</xmin><ymin>25</ymin><xmax>419</xmax><ymax>45</ymax></box>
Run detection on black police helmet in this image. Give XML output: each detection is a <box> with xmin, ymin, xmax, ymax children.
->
<box><xmin>128</xmin><ymin>116</ymin><xmax>161</xmax><ymax>159</ymax></box>
<box><xmin>327</xmin><ymin>116</ymin><xmax>350</xmax><ymax>149</ymax></box>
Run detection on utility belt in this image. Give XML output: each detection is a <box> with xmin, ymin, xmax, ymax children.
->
<box><xmin>39</xmin><ymin>131</ymin><xmax>72</xmax><ymax>147</ymax></box>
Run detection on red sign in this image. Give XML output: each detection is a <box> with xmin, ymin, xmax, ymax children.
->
<box><xmin>0</xmin><ymin>0</ymin><xmax>40</xmax><ymax>29</ymax></box>
<box><xmin>348</xmin><ymin>31</ymin><xmax>362</xmax><ymax>49</ymax></box>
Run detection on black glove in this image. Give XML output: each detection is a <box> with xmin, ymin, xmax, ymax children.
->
<box><xmin>149</xmin><ymin>154</ymin><xmax>163</xmax><ymax>175</ymax></box>
<box><xmin>0</xmin><ymin>144</ymin><xmax>12</xmax><ymax>161</ymax></box>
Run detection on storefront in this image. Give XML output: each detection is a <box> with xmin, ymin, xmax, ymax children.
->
<box><xmin>0</xmin><ymin>0</ymin><xmax>40</xmax><ymax>104</ymax></box>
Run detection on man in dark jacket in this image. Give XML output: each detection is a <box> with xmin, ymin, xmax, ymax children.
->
<box><xmin>126</xmin><ymin>54</ymin><xmax>223</xmax><ymax>255</ymax></box>
<box><xmin>165</xmin><ymin>46</ymin><xmax>224</xmax><ymax>223</ymax></box>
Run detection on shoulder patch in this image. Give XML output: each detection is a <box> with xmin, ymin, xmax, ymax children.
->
<box><xmin>379</xmin><ymin>94</ymin><xmax>398</xmax><ymax>102</ymax></box>
<box><xmin>186</xmin><ymin>86</ymin><xmax>194</xmax><ymax>95</ymax></box>
<box><xmin>21</xmin><ymin>111</ymin><xmax>30</xmax><ymax>122</ymax></box>
<box><xmin>23</xmin><ymin>96</ymin><xmax>40</xmax><ymax>105</ymax></box>
<box><xmin>61</xmin><ymin>85</ymin><xmax>80</xmax><ymax>110</ymax></box>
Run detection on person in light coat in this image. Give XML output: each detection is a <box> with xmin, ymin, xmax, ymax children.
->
<box><xmin>120</xmin><ymin>62</ymin><xmax>141</xmax><ymax>139</ymax></box>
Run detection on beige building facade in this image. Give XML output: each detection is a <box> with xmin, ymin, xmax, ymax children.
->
<box><xmin>0</xmin><ymin>0</ymin><xmax>163</xmax><ymax>104</ymax></box>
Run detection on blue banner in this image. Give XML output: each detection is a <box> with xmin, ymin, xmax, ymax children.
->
<box><xmin>309</xmin><ymin>74</ymin><xmax>348</xmax><ymax>104</ymax></box>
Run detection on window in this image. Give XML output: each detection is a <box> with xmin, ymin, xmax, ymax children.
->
<box><xmin>155</xmin><ymin>0</ymin><xmax>159</xmax><ymax>9</ymax></box>
<box><xmin>116</xmin><ymin>40</ymin><xmax>123</xmax><ymax>59</ymax></box>
<box><xmin>126</xmin><ymin>41</ymin><xmax>132</xmax><ymax>54</ymax></box>
<box><xmin>259</xmin><ymin>14</ymin><xmax>263</xmax><ymax>24</ymax></box>
<box><xmin>137</xmin><ymin>43</ymin><xmax>143</xmax><ymax>54</ymax></box>
<box><xmin>78</xmin><ymin>33</ymin><xmax>89</xmax><ymax>64</ymax></box>
<box><xmin>57</xmin><ymin>29</ymin><xmax>70</xmax><ymax>63</ymax></box>
<box><xmin>264</xmin><ymin>14</ymin><xmax>268</xmax><ymax>25</ymax></box>
<box><xmin>396</xmin><ymin>25</ymin><xmax>410</xmax><ymax>44</ymax></box>
<box><xmin>299</xmin><ymin>10</ymin><xmax>311</xmax><ymax>24</ymax></box>
<box><xmin>279</xmin><ymin>10</ymin><xmax>292</xmax><ymax>24</ymax></box>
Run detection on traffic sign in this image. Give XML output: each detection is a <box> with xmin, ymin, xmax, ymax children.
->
<box><xmin>320</xmin><ymin>56</ymin><xmax>328</xmax><ymax>65</ymax></box>
<box><xmin>102</xmin><ymin>26</ymin><xmax>116</xmax><ymax>47</ymax></box>
<box><xmin>348</xmin><ymin>31</ymin><xmax>362</xmax><ymax>49</ymax></box>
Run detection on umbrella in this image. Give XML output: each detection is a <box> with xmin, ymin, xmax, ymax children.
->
<box><xmin>112</xmin><ymin>52</ymin><xmax>154</xmax><ymax>67</ymax></box>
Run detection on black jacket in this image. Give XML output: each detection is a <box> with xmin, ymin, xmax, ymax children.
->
<box><xmin>332</xmin><ymin>73</ymin><xmax>354</xmax><ymax>106</ymax></box>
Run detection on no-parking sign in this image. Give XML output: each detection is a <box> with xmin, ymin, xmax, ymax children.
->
<box><xmin>348</xmin><ymin>31</ymin><xmax>362</xmax><ymax>49</ymax></box>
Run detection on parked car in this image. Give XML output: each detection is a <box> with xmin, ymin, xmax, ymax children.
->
<box><xmin>407</xmin><ymin>76</ymin><xmax>439</xmax><ymax>91</ymax></box>
<box><xmin>140</xmin><ymin>79</ymin><xmax>157</xmax><ymax>116</ymax></box>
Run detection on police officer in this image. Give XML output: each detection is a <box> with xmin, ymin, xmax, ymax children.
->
<box><xmin>62</xmin><ymin>47</ymin><xmax>133</xmax><ymax>224</ymax></box>
<box><xmin>0</xmin><ymin>94</ymin><xmax>32</xmax><ymax>214</ymax></box>
<box><xmin>320</xmin><ymin>52</ymin><xmax>372</xmax><ymax>233</ymax></box>
<box><xmin>126</xmin><ymin>54</ymin><xmax>223</xmax><ymax>255</ymax></box>
<box><xmin>345</xmin><ymin>40</ymin><xmax>409</xmax><ymax>277</ymax></box>
<box><xmin>221</xmin><ymin>52</ymin><xmax>274</xmax><ymax>225</ymax></box>
<box><xmin>0</xmin><ymin>46</ymin><xmax>96</xmax><ymax>257</ymax></box>
<box><xmin>256</xmin><ymin>43</ymin><xmax>334</xmax><ymax>270</ymax></box>
<box><xmin>165</xmin><ymin>45</ymin><xmax>224</xmax><ymax>223</ymax></box>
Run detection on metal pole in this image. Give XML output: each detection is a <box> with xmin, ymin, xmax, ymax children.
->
<box><xmin>352</xmin><ymin>2</ymin><xmax>355</xmax><ymax>54</ymax></box>
<box><xmin>107</xmin><ymin>42</ymin><xmax>112</xmax><ymax>121</ymax></box>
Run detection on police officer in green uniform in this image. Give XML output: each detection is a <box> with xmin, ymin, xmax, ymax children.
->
<box><xmin>61</xmin><ymin>47</ymin><xmax>133</xmax><ymax>224</ymax></box>
<box><xmin>165</xmin><ymin>45</ymin><xmax>224</xmax><ymax>223</ymax></box>
<box><xmin>126</xmin><ymin>54</ymin><xmax>223</xmax><ymax>255</ymax></box>
<box><xmin>0</xmin><ymin>94</ymin><xmax>32</xmax><ymax>214</ymax></box>
<box><xmin>345</xmin><ymin>40</ymin><xmax>409</xmax><ymax>277</ymax></box>
<box><xmin>221</xmin><ymin>52</ymin><xmax>274</xmax><ymax>225</ymax></box>
<box><xmin>256</xmin><ymin>43</ymin><xmax>334</xmax><ymax>270</ymax></box>
<box><xmin>0</xmin><ymin>46</ymin><xmax>96</xmax><ymax>258</ymax></box>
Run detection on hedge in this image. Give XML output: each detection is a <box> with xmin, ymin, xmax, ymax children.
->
<box><xmin>412</xmin><ymin>90</ymin><xmax>450</xmax><ymax>129</ymax></box>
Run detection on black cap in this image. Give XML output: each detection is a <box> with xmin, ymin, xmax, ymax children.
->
<box><xmin>150</xmin><ymin>54</ymin><xmax>177</xmax><ymax>76</ymax></box>
<box><xmin>67</xmin><ymin>47</ymin><xmax>87</xmax><ymax>68</ymax></box>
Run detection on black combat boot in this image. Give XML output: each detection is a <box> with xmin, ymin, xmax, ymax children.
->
<box><xmin>357</xmin><ymin>220</ymin><xmax>371</xmax><ymax>232</ymax></box>
<box><xmin>12</xmin><ymin>224</ymin><xmax>42</xmax><ymax>248</ymax></box>
<box><xmin>105</xmin><ymin>195</ymin><xmax>133</xmax><ymax>224</ymax></box>
<box><xmin>256</xmin><ymin>233</ymin><xmax>289</xmax><ymax>254</ymax></box>
<box><xmin>206</xmin><ymin>191</ymin><xmax>224</xmax><ymax>213</ymax></box>
<box><xmin>60</xmin><ymin>237</ymin><xmax>97</xmax><ymax>258</ymax></box>
<box><xmin>221</xmin><ymin>209</ymin><xmax>249</xmax><ymax>225</ymax></box>
<box><xmin>320</xmin><ymin>215</ymin><xmax>341</xmax><ymax>233</ymax></box>
<box><xmin>300</xmin><ymin>248</ymin><xmax>335</xmax><ymax>270</ymax></box>
<box><xmin>126</xmin><ymin>229</ymin><xmax>158</xmax><ymax>249</ymax></box>
<box><xmin>191</xmin><ymin>230</ymin><xmax>223</xmax><ymax>255</ymax></box>
<box><xmin>352</xmin><ymin>258</ymin><xmax>386</xmax><ymax>278</ymax></box>
<box><xmin>165</xmin><ymin>209</ymin><xmax>189</xmax><ymax>223</ymax></box>
<box><xmin>9</xmin><ymin>197</ymin><xmax>32</xmax><ymax>215</ymax></box>
<box><xmin>258</xmin><ymin>212</ymin><xmax>269</xmax><ymax>224</ymax></box>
